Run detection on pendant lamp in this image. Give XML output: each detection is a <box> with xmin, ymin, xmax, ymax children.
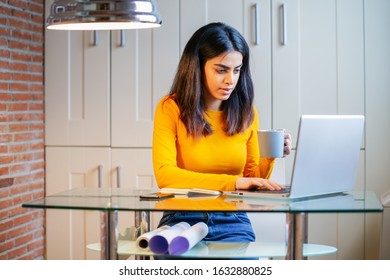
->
<box><xmin>47</xmin><ymin>0</ymin><xmax>162</xmax><ymax>30</ymax></box>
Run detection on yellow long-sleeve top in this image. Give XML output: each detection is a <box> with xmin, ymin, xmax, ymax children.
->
<box><xmin>152</xmin><ymin>96</ymin><xmax>275</xmax><ymax>192</ymax></box>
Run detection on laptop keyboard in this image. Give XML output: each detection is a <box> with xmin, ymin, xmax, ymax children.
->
<box><xmin>251</xmin><ymin>186</ymin><xmax>291</xmax><ymax>194</ymax></box>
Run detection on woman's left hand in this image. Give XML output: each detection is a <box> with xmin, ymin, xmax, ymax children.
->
<box><xmin>284</xmin><ymin>132</ymin><xmax>292</xmax><ymax>157</ymax></box>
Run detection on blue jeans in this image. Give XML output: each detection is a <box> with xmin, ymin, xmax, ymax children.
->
<box><xmin>158</xmin><ymin>211</ymin><xmax>256</xmax><ymax>242</ymax></box>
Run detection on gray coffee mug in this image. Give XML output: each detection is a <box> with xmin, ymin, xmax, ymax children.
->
<box><xmin>258</xmin><ymin>129</ymin><xmax>285</xmax><ymax>158</ymax></box>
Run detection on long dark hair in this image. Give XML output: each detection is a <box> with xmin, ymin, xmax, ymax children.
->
<box><xmin>168</xmin><ymin>22</ymin><xmax>254</xmax><ymax>137</ymax></box>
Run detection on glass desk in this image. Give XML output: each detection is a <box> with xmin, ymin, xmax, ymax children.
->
<box><xmin>22</xmin><ymin>188</ymin><xmax>383</xmax><ymax>260</ymax></box>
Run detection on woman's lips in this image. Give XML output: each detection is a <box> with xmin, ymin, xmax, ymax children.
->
<box><xmin>220</xmin><ymin>88</ymin><xmax>234</xmax><ymax>95</ymax></box>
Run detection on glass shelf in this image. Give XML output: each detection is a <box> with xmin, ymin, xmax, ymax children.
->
<box><xmin>86</xmin><ymin>240</ymin><xmax>337</xmax><ymax>259</ymax></box>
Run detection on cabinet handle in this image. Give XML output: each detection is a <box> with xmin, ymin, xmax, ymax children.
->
<box><xmin>120</xmin><ymin>30</ymin><xmax>126</xmax><ymax>47</ymax></box>
<box><xmin>254</xmin><ymin>4</ymin><xmax>260</xmax><ymax>45</ymax></box>
<box><xmin>98</xmin><ymin>164</ymin><xmax>103</xmax><ymax>188</ymax></box>
<box><xmin>116</xmin><ymin>166</ymin><xmax>122</xmax><ymax>188</ymax></box>
<box><xmin>92</xmin><ymin>30</ymin><xmax>99</xmax><ymax>46</ymax></box>
<box><xmin>281</xmin><ymin>4</ymin><xmax>287</xmax><ymax>45</ymax></box>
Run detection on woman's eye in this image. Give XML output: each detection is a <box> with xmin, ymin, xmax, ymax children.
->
<box><xmin>234</xmin><ymin>68</ymin><xmax>241</xmax><ymax>74</ymax></box>
<box><xmin>216</xmin><ymin>69</ymin><xmax>226</xmax><ymax>74</ymax></box>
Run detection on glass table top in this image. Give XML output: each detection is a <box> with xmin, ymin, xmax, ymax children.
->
<box><xmin>22</xmin><ymin>188</ymin><xmax>384</xmax><ymax>213</ymax></box>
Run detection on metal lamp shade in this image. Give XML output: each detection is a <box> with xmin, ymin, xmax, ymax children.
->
<box><xmin>47</xmin><ymin>0</ymin><xmax>162</xmax><ymax>30</ymax></box>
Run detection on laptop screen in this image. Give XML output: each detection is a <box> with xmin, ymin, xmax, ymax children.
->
<box><xmin>289</xmin><ymin>115</ymin><xmax>364</xmax><ymax>198</ymax></box>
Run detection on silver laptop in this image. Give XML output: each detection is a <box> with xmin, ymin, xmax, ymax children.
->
<box><xmin>225</xmin><ymin>115</ymin><xmax>365</xmax><ymax>200</ymax></box>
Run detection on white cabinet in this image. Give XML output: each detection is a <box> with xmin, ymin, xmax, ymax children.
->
<box><xmin>272</xmin><ymin>0</ymin><xmax>365</xmax><ymax>143</ymax></box>
<box><xmin>45</xmin><ymin>147</ymin><xmax>158</xmax><ymax>259</ymax></box>
<box><xmin>111</xmin><ymin>1</ymin><xmax>180</xmax><ymax>147</ymax></box>
<box><xmin>45</xmin><ymin>147</ymin><xmax>111</xmax><ymax>260</ymax></box>
<box><xmin>111</xmin><ymin>148</ymin><xmax>158</xmax><ymax>189</ymax></box>
<box><xmin>45</xmin><ymin>0</ymin><xmax>179</xmax><ymax>148</ymax></box>
<box><xmin>45</xmin><ymin>0</ymin><xmax>384</xmax><ymax>260</ymax></box>
<box><xmin>45</xmin><ymin>29</ymin><xmax>111</xmax><ymax>146</ymax></box>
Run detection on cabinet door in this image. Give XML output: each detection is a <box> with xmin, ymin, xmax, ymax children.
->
<box><xmin>243</xmin><ymin>0</ymin><xmax>272</xmax><ymax>129</ymax></box>
<box><xmin>111</xmin><ymin>148</ymin><xmax>157</xmax><ymax>190</ymax></box>
<box><xmin>272</xmin><ymin>0</ymin><xmax>365</xmax><ymax>142</ymax></box>
<box><xmin>45</xmin><ymin>147</ymin><xmax>111</xmax><ymax>260</ymax></box>
<box><xmin>44</xmin><ymin>2</ymin><xmax>111</xmax><ymax>147</ymax></box>
<box><xmin>111</xmin><ymin>0</ymin><xmax>180</xmax><ymax>148</ymax></box>
<box><xmin>111</xmin><ymin>148</ymin><xmax>160</xmax><ymax>231</ymax></box>
<box><xmin>364</xmin><ymin>0</ymin><xmax>390</xmax><ymax>260</ymax></box>
<box><xmin>180</xmin><ymin>0</ymin><xmax>243</xmax><ymax>47</ymax></box>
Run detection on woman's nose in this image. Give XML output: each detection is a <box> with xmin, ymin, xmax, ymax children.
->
<box><xmin>224</xmin><ymin>73</ymin><xmax>234</xmax><ymax>84</ymax></box>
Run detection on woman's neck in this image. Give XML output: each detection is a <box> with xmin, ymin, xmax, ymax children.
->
<box><xmin>205</xmin><ymin>98</ymin><xmax>223</xmax><ymax>111</ymax></box>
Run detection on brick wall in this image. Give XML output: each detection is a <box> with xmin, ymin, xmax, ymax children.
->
<box><xmin>0</xmin><ymin>0</ymin><xmax>45</xmax><ymax>259</ymax></box>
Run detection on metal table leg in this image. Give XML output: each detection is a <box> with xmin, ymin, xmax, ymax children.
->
<box><xmin>134</xmin><ymin>210</ymin><xmax>150</xmax><ymax>260</ymax></box>
<box><xmin>285</xmin><ymin>213</ymin><xmax>308</xmax><ymax>260</ymax></box>
<box><xmin>100</xmin><ymin>210</ymin><xmax>118</xmax><ymax>260</ymax></box>
<box><xmin>294</xmin><ymin>213</ymin><xmax>308</xmax><ymax>260</ymax></box>
<box><xmin>100</xmin><ymin>210</ymin><xmax>150</xmax><ymax>260</ymax></box>
<box><xmin>285</xmin><ymin>213</ymin><xmax>295</xmax><ymax>259</ymax></box>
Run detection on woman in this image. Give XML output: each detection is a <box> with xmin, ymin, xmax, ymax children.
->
<box><xmin>152</xmin><ymin>22</ymin><xmax>291</xmax><ymax>243</ymax></box>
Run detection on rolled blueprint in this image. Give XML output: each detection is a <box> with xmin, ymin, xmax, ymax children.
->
<box><xmin>149</xmin><ymin>222</ymin><xmax>191</xmax><ymax>254</ymax></box>
<box><xmin>135</xmin><ymin>225</ymin><xmax>170</xmax><ymax>250</ymax></box>
<box><xmin>168</xmin><ymin>222</ymin><xmax>208</xmax><ymax>255</ymax></box>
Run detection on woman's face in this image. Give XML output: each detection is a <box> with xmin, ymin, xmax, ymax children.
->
<box><xmin>203</xmin><ymin>51</ymin><xmax>243</xmax><ymax>111</ymax></box>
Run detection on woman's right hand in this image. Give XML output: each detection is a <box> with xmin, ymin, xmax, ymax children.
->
<box><xmin>235</xmin><ymin>177</ymin><xmax>284</xmax><ymax>191</ymax></box>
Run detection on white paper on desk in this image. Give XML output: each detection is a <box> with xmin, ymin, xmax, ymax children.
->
<box><xmin>149</xmin><ymin>222</ymin><xmax>190</xmax><ymax>254</ymax></box>
<box><xmin>135</xmin><ymin>225</ymin><xmax>170</xmax><ymax>250</ymax></box>
<box><xmin>168</xmin><ymin>222</ymin><xmax>209</xmax><ymax>255</ymax></box>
